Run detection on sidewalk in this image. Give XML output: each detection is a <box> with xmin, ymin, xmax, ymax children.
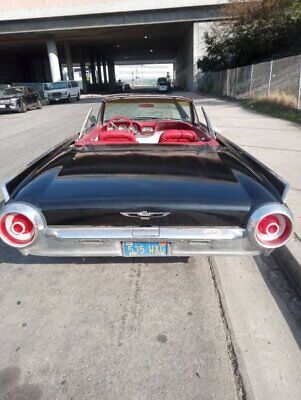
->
<box><xmin>189</xmin><ymin>93</ymin><xmax>301</xmax><ymax>291</ymax></box>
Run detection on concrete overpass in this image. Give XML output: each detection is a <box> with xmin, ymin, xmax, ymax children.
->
<box><xmin>0</xmin><ymin>0</ymin><xmax>229</xmax><ymax>91</ymax></box>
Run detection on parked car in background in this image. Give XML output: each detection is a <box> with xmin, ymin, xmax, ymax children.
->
<box><xmin>115</xmin><ymin>81</ymin><xmax>132</xmax><ymax>93</ymax></box>
<box><xmin>0</xmin><ymin>84</ymin><xmax>11</xmax><ymax>93</ymax></box>
<box><xmin>157</xmin><ymin>77</ymin><xmax>170</xmax><ymax>92</ymax></box>
<box><xmin>123</xmin><ymin>83</ymin><xmax>131</xmax><ymax>92</ymax></box>
<box><xmin>0</xmin><ymin>86</ymin><xmax>42</xmax><ymax>113</ymax></box>
<box><xmin>115</xmin><ymin>80</ymin><xmax>124</xmax><ymax>93</ymax></box>
<box><xmin>13</xmin><ymin>82</ymin><xmax>49</xmax><ymax>102</ymax></box>
<box><xmin>45</xmin><ymin>80</ymin><xmax>80</xmax><ymax>103</ymax></box>
<box><xmin>0</xmin><ymin>95</ymin><xmax>294</xmax><ymax>258</ymax></box>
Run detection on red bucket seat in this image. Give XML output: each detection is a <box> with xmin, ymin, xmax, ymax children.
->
<box><xmin>99</xmin><ymin>131</ymin><xmax>137</xmax><ymax>143</ymax></box>
<box><xmin>159</xmin><ymin>130</ymin><xmax>198</xmax><ymax>144</ymax></box>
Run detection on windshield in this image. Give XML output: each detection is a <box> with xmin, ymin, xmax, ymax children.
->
<box><xmin>1</xmin><ymin>87</ymin><xmax>24</xmax><ymax>96</ymax></box>
<box><xmin>158</xmin><ymin>78</ymin><xmax>168</xmax><ymax>84</ymax></box>
<box><xmin>47</xmin><ymin>81</ymin><xmax>68</xmax><ymax>90</ymax></box>
<box><xmin>103</xmin><ymin>98</ymin><xmax>192</xmax><ymax>122</ymax></box>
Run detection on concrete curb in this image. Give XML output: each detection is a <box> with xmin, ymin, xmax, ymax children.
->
<box><xmin>273</xmin><ymin>236</ymin><xmax>301</xmax><ymax>297</ymax></box>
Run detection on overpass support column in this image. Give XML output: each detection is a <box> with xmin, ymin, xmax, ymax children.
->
<box><xmin>108</xmin><ymin>59</ymin><xmax>116</xmax><ymax>90</ymax></box>
<box><xmin>102</xmin><ymin>57</ymin><xmax>108</xmax><ymax>85</ymax></box>
<box><xmin>80</xmin><ymin>47</ymin><xmax>87</xmax><ymax>93</ymax></box>
<box><xmin>89</xmin><ymin>51</ymin><xmax>97</xmax><ymax>85</ymax></box>
<box><xmin>64</xmin><ymin>41</ymin><xmax>74</xmax><ymax>80</ymax></box>
<box><xmin>46</xmin><ymin>39</ymin><xmax>61</xmax><ymax>82</ymax></box>
<box><xmin>192</xmin><ymin>22</ymin><xmax>210</xmax><ymax>91</ymax></box>
<box><xmin>96</xmin><ymin>53</ymin><xmax>103</xmax><ymax>84</ymax></box>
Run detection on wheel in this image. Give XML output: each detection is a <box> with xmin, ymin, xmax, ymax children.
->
<box><xmin>36</xmin><ymin>98</ymin><xmax>42</xmax><ymax>109</ymax></box>
<box><xmin>67</xmin><ymin>95</ymin><xmax>71</xmax><ymax>103</ymax></box>
<box><xmin>76</xmin><ymin>93</ymin><xmax>80</xmax><ymax>101</ymax></box>
<box><xmin>17</xmin><ymin>101</ymin><xmax>27</xmax><ymax>113</ymax></box>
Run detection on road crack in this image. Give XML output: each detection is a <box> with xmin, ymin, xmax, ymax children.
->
<box><xmin>208</xmin><ymin>256</ymin><xmax>247</xmax><ymax>400</ymax></box>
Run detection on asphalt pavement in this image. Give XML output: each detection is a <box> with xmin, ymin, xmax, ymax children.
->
<box><xmin>0</xmin><ymin>95</ymin><xmax>301</xmax><ymax>400</ymax></box>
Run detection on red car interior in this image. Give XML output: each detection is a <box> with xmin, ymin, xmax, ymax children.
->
<box><xmin>99</xmin><ymin>130</ymin><xmax>137</xmax><ymax>143</ymax></box>
<box><xmin>159</xmin><ymin>130</ymin><xmax>198</xmax><ymax>143</ymax></box>
<box><xmin>75</xmin><ymin>119</ymin><xmax>219</xmax><ymax>147</ymax></box>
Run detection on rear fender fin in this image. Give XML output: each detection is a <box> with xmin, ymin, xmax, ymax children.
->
<box><xmin>219</xmin><ymin>134</ymin><xmax>289</xmax><ymax>202</ymax></box>
<box><xmin>3</xmin><ymin>135</ymin><xmax>77</xmax><ymax>201</ymax></box>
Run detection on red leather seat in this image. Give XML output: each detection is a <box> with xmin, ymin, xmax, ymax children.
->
<box><xmin>99</xmin><ymin>131</ymin><xmax>137</xmax><ymax>143</ymax></box>
<box><xmin>159</xmin><ymin>130</ymin><xmax>198</xmax><ymax>144</ymax></box>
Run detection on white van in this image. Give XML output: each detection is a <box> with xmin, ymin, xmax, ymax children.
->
<box><xmin>45</xmin><ymin>80</ymin><xmax>80</xmax><ymax>103</ymax></box>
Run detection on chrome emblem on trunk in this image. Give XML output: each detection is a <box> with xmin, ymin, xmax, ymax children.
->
<box><xmin>120</xmin><ymin>211</ymin><xmax>170</xmax><ymax>220</ymax></box>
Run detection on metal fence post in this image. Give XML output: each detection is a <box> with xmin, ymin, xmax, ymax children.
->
<box><xmin>235</xmin><ymin>67</ymin><xmax>239</xmax><ymax>97</ymax></box>
<box><xmin>249</xmin><ymin>64</ymin><xmax>254</xmax><ymax>96</ymax></box>
<box><xmin>268</xmin><ymin>60</ymin><xmax>274</xmax><ymax>98</ymax></box>
<box><xmin>298</xmin><ymin>59</ymin><xmax>301</xmax><ymax>110</ymax></box>
<box><xmin>226</xmin><ymin>69</ymin><xmax>230</xmax><ymax>97</ymax></box>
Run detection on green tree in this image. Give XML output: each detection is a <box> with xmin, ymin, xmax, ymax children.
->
<box><xmin>198</xmin><ymin>0</ymin><xmax>301</xmax><ymax>72</ymax></box>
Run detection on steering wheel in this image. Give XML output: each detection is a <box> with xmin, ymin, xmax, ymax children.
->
<box><xmin>107</xmin><ymin>115</ymin><xmax>134</xmax><ymax>132</ymax></box>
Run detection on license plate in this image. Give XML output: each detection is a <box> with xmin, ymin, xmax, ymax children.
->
<box><xmin>0</xmin><ymin>105</ymin><xmax>6</xmax><ymax>108</ymax></box>
<box><xmin>123</xmin><ymin>241</ymin><xmax>169</xmax><ymax>257</ymax></box>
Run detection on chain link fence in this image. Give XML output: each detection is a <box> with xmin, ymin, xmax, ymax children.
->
<box><xmin>197</xmin><ymin>55</ymin><xmax>301</xmax><ymax>110</ymax></box>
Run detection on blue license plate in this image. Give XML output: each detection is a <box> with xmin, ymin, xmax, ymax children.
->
<box><xmin>123</xmin><ymin>242</ymin><xmax>169</xmax><ymax>257</ymax></box>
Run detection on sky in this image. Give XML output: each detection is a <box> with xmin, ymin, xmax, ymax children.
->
<box><xmin>115</xmin><ymin>63</ymin><xmax>174</xmax><ymax>85</ymax></box>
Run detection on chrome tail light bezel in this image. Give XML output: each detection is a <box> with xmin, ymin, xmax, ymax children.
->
<box><xmin>0</xmin><ymin>202</ymin><xmax>46</xmax><ymax>248</ymax></box>
<box><xmin>247</xmin><ymin>203</ymin><xmax>294</xmax><ymax>249</ymax></box>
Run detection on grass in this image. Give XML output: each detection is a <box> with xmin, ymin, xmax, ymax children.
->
<box><xmin>242</xmin><ymin>91</ymin><xmax>301</xmax><ymax>125</ymax></box>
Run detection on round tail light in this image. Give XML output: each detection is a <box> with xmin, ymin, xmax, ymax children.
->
<box><xmin>0</xmin><ymin>213</ymin><xmax>35</xmax><ymax>246</ymax></box>
<box><xmin>248</xmin><ymin>204</ymin><xmax>294</xmax><ymax>249</ymax></box>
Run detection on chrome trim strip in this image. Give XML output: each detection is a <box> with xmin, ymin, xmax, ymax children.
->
<box><xmin>0</xmin><ymin>180</ymin><xmax>10</xmax><ymax>202</ymax></box>
<box><xmin>47</xmin><ymin>226</ymin><xmax>244</xmax><ymax>241</ymax></box>
<box><xmin>79</xmin><ymin>107</ymin><xmax>93</xmax><ymax>139</ymax></box>
<box><xmin>120</xmin><ymin>211</ymin><xmax>170</xmax><ymax>219</ymax></box>
<box><xmin>201</xmin><ymin>107</ymin><xmax>216</xmax><ymax>139</ymax></box>
<box><xmin>15</xmin><ymin>224</ymin><xmax>263</xmax><ymax>257</ymax></box>
<box><xmin>282</xmin><ymin>181</ymin><xmax>290</xmax><ymax>203</ymax></box>
<box><xmin>19</xmin><ymin>235</ymin><xmax>261</xmax><ymax>257</ymax></box>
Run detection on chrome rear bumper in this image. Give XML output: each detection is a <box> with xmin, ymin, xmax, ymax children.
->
<box><xmin>19</xmin><ymin>226</ymin><xmax>264</xmax><ymax>257</ymax></box>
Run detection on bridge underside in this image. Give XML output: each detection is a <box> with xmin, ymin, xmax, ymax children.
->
<box><xmin>0</xmin><ymin>5</ymin><xmax>222</xmax><ymax>90</ymax></box>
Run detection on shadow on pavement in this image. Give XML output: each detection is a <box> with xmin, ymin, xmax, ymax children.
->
<box><xmin>47</xmin><ymin>97</ymin><xmax>102</xmax><ymax>105</ymax></box>
<box><xmin>193</xmin><ymin>98</ymin><xmax>234</xmax><ymax>107</ymax></box>
<box><xmin>254</xmin><ymin>254</ymin><xmax>301</xmax><ymax>348</ymax></box>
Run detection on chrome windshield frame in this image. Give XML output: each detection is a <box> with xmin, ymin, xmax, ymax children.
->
<box><xmin>100</xmin><ymin>96</ymin><xmax>194</xmax><ymax>125</ymax></box>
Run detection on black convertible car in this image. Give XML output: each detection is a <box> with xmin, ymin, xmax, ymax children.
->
<box><xmin>0</xmin><ymin>95</ymin><xmax>294</xmax><ymax>257</ymax></box>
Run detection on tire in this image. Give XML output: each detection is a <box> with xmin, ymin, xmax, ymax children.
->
<box><xmin>76</xmin><ymin>93</ymin><xmax>80</xmax><ymax>101</ymax></box>
<box><xmin>36</xmin><ymin>98</ymin><xmax>42</xmax><ymax>109</ymax></box>
<box><xmin>67</xmin><ymin>95</ymin><xmax>71</xmax><ymax>103</ymax></box>
<box><xmin>17</xmin><ymin>101</ymin><xmax>27</xmax><ymax>113</ymax></box>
